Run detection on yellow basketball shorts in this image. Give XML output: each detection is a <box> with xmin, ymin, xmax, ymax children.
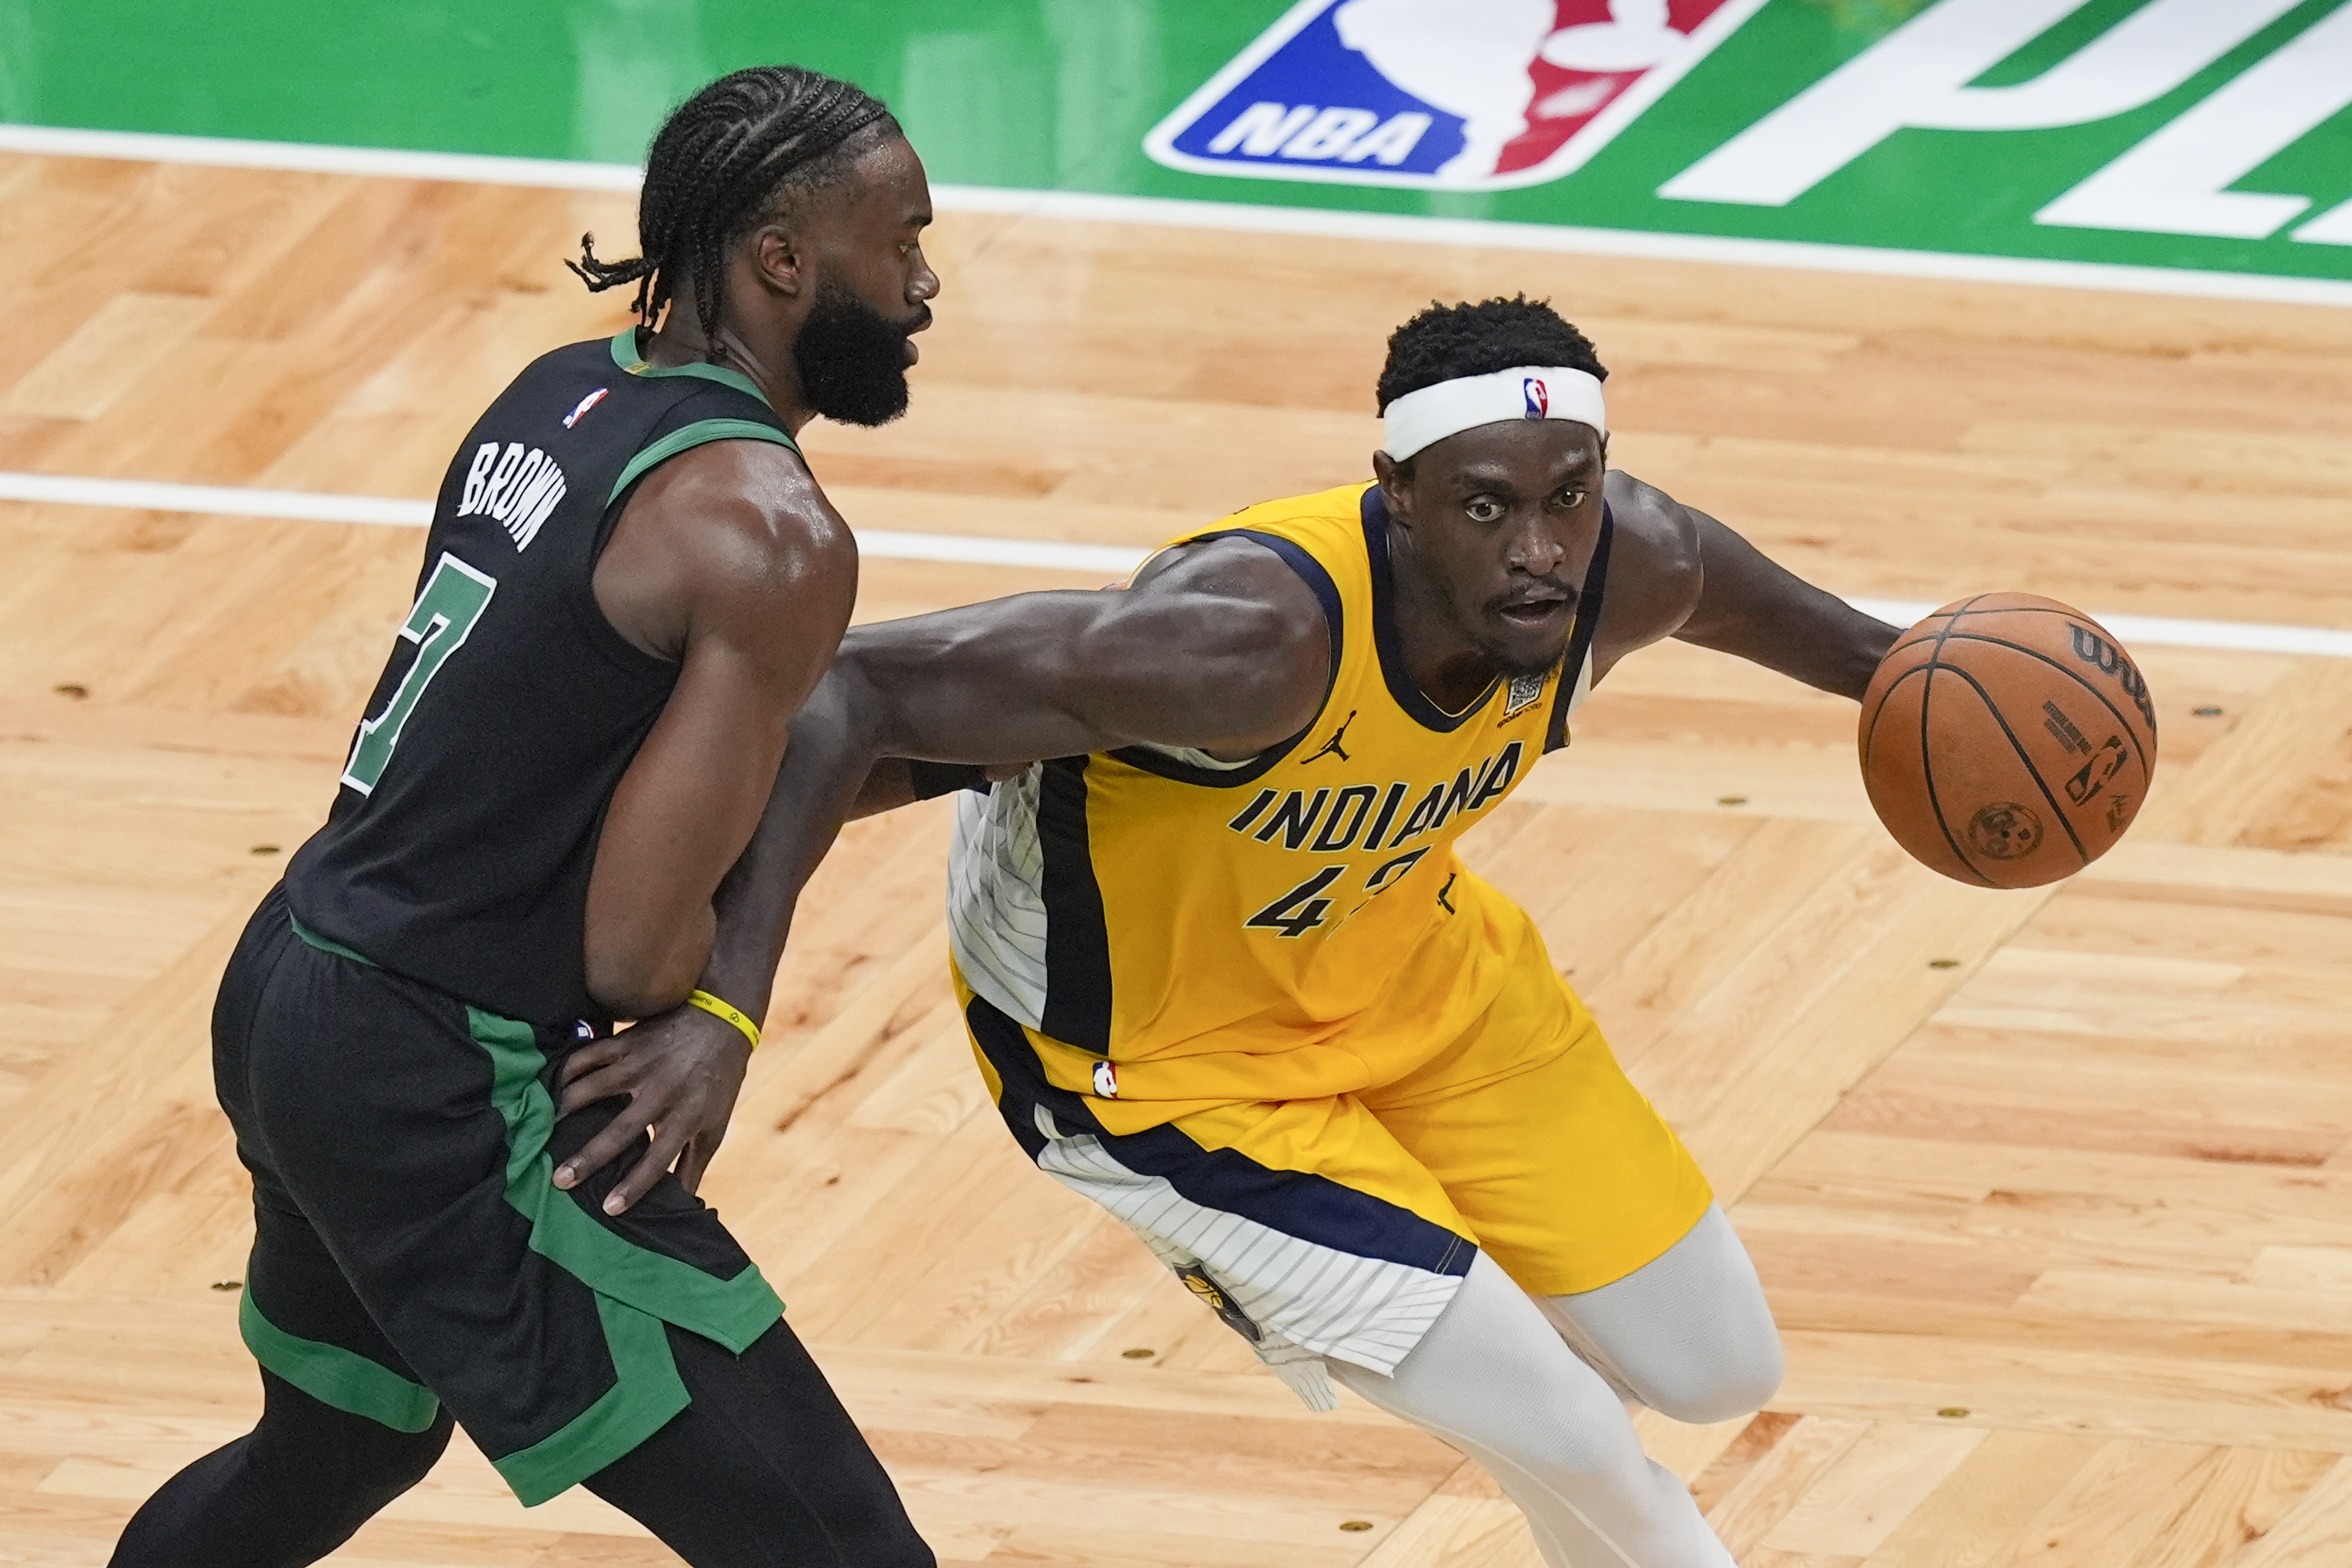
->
<box><xmin>958</xmin><ymin>950</ymin><xmax>1713</xmax><ymax>1377</ymax></box>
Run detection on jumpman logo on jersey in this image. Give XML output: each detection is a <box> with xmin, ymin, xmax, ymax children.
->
<box><xmin>1302</xmin><ymin>710</ymin><xmax>1357</xmax><ymax>765</ymax></box>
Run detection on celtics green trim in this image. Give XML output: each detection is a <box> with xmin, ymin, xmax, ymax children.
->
<box><xmin>240</xmin><ymin>1289</ymin><xmax>439</xmax><ymax>1434</ymax></box>
<box><xmin>491</xmin><ymin>1293</ymin><xmax>688</xmax><ymax>1506</ymax></box>
<box><xmin>608</xmin><ymin>418</ymin><xmax>800</xmax><ymax>505</ymax></box>
<box><xmin>460</xmin><ymin>1005</ymin><xmax>779</xmax><ymax>1498</ymax></box>
<box><xmin>286</xmin><ymin>912</ymin><xmax>374</xmax><ymax>966</ymax></box>
<box><xmin>464</xmin><ymin>1006</ymin><xmax>782</xmax><ymax>1352</ymax></box>
<box><xmin>608</xmin><ymin>327</ymin><xmax>777</xmax><ymax>409</ymax></box>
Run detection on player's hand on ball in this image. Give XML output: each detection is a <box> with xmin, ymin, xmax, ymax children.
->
<box><xmin>552</xmin><ymin>1005</ymin><xmax>752</xmax><ymax>1214</ymax></box>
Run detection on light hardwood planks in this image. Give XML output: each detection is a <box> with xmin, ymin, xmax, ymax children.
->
<box><xmin>0</xmin><ymin>146</ymin><xmax>2346</xmax><ymax>1566</ymax></box>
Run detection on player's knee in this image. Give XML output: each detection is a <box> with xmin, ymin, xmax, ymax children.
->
<box><xmin>1471</xmin><ymin>1362</ymin><xmax>1650</xmax><ymax>1484</ymax></box>
<box><xmin>365</xmin><ymin>1411</ymin><xmax>456</xmax><ymax>1498</ymax></box>
<box><xmin>1625</xmin><ymin>1334</ymin><xmax>1783</xmax><ymax>1426</ymax></box>
<box><xmin>275</xmin><ymin>1409</ymin><xmax>454</xmax><ymax>1540</ymax></box>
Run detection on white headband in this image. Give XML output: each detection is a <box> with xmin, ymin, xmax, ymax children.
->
<box><xmin>1380</xmin><ymin>365</ymin><xmax>1607</xmax><ymax>461</ymax></box>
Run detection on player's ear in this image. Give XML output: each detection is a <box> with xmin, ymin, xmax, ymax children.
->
<box><xmin>1372</xmin><ymin>449</ymin><xmax>1417</xmax><ymax>527</ymax></box>
<box><xmin>748</xmin><ymin>224</ymin><xmax>805</xmax><ymax>297</ymax></box>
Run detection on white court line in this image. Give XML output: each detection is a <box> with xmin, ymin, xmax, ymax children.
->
<box><xmin>4</xmin><ymin>469</ymin><xmax>2347</xmax><ymax>660</ymax></box>
<box><xmin>0</xmin><ymin>122</ymin><xmax>643</xmax><ymax>191</ymax></box>
<box><xmin>3</xmin><ymin>122</ymin><xmax>2350</xmax><ymax>310</ymax></box>
<box><xmin>0</xmin><ymin>470</ymin><xmax>431</xmax><ymax>527</ymax></box>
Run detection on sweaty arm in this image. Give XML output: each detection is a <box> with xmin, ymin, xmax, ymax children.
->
<box><xmin>761</xmin><ymin>533</ymin><xmax>1332</xmax><ymax>892</ymax></box>
<box><xmin>556</xmin><ymin>533</ymin><xmax>1330</xmax><ymax>1209</ymax></box>
<box><xmin>583</xmin><ymin>439</ymin><xmax>857</xmax><ymax>1017</ymax></box>
<box><xmin>548</xmin><ymin>440</ymin><xmax>856</xmax><ymax>1213</ymax></box>
<box><xmin>1597</xmin><ymin>470</ymin><xmax>1899</xmax><ymax>702</ymax></box>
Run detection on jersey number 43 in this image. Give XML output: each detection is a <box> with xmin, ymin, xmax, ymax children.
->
<box><xmin>1243</xmin><ymin>846</ymin><xmax>1430</xmax><ymax>938</ymax></box>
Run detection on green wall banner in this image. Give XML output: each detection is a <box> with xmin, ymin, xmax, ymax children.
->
<box><xmin>5</xmin><ymin>1</ymin><xmax>2348</xmax><ymax>294</ymax></box>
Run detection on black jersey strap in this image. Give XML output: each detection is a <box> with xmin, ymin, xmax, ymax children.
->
<box><xmin>1543</xmin><ymin>504</ymin><xmax>1615</xmax><ymax>755</ymax></box>
<box><xmin>608</xmin><ymin>419</ymin><xmax>798</xmax><ymax>504</ymax></box>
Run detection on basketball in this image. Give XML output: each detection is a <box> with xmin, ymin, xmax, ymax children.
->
<box><xmin>1858</xmin><ymin>593</ymin><xmax>2158</xmax><ymax>889</ymax></box>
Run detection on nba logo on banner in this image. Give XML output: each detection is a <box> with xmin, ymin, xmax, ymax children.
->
<box><xmin>1146</xmin><ymin>0</ymin><xmax>1767</xmax><ymax>191</ymax></box>
<box><xmin>1523</xmin><ymin>377</ymin><xmax>1548</xmax><ymax>417</ymax></box>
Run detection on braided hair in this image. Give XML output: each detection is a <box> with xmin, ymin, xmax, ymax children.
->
<box><xmin>569</xmin><ymin>67</ymin><xmax>899</xmax><ymax>355</ymax></box>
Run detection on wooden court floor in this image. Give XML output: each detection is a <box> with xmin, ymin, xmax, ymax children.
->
<box><xmin>1</xmin><ymin>150</ymin><xmax>2350</xmax><ymax>1566</ymax></box>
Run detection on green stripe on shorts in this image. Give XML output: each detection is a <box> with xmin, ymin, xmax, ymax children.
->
<box><xmin>239</xmin><ymin>1289</ymin><xmax>439</xmax><ymax>1434</ymax></box>
<box><xmin>464</xmin><ymin>1005</ymin><xmax>783</xmax><ymax>1500</ymax></box>
<box><xmin>490</xmin><ymin>1293</ymin><xmax>690</xmax><ymax>1506</ymax></box>
<box><xmin>285</xmin><ymin>911</ymin><xmax>375</xmax><ymax>966</ymax></box>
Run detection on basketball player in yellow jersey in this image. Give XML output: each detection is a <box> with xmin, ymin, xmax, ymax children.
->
<box><xmin>562</xmin><ymin>296</ymin><xmax>1904</xmax><ymax>1568</ymax></box>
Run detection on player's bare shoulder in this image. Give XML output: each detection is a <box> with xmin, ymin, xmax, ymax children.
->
<box><xmin>1126</xmin><ymin>533</ymin><xmax>1331</xmax><ymax>676</ymax></box>
<box><xmin>597</xmin><ymin>439</ymin><xmax>857</xmax><ymax>662</ymax></box>
<box><xmin>1592</xmin><ymin>469</ymin><xmax>1705</xmax><ymax>676</ymax></box>
<box><xmin>1132</xmin><ymin>533</ymin><xmax>1326</xmax><ymax>642</ymax></box>
<box><xmin>1113</xmin><ymin>532</ymin><xmax>1333</xmax><ymax>752</ymax></box>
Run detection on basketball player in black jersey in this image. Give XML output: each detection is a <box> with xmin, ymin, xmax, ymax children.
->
<box><xmin>112</xmin><ymin>68</ymin><xmax>937</xmax><ymax>1568</ymax></box>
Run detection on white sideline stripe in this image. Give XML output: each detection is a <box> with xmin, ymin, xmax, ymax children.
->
<box><xmin>0</xmin><ymin>470</ymin><xmax>432</xmax><ymax>527</ymax></box>
<box><xmin>1850</xmin><ymin>598</ymin><xmax>2352</xmax><ymax>661</ymax></box>
<box><xmin>0</xmin><ymin>468</ymin><xmax>1149</xmax><ymax>571</ymax></box>
<box><xmin>4</xmin><ymin>469</ymin><xmax>2347</xmax><ymax>660</ymax></box>
<box><xmin>4</xmin><ymin>122</ymin><xmax>2350</xmax><ymax>310</ymax></box>
<box><xmin>0</xmin><ymin>122</ymin><xmax>643</xmax><ymax>191</ymax></box>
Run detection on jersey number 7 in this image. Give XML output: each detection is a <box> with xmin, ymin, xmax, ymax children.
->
<box><xmin>340</xmin><ymin>553</ymin><xmax>498</xmax><ymax>796</ymax></box>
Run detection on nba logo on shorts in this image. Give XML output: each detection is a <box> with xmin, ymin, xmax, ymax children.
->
<box><xmin>1146</xmin><ymin>0</ymin><xmax>1764</xmax><ymax>192</ymax></box>
<box><xmin>1524</xmin><ymin>377</ymin><xmax>1548</xmax><ymax>417</ymax></box>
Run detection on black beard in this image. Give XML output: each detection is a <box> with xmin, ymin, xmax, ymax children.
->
<box><xmin>793</xmin><ymin>283</ymin><xmax>918</xmax><ymax>427</ymax></box>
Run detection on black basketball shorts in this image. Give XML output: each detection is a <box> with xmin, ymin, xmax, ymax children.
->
<box><xmin>214</xmin><ymin>885</ymin><xmax>784</xmax><ymax>1505</ymax></box>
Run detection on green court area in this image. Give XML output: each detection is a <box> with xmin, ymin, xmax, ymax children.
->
<box><xmin>7</xmin><ymin>1</ymin><xmax>2350</xmax><ymax>290</ymax></box>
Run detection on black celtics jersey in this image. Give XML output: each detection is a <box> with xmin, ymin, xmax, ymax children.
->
<box><xmin>285</xmin><ymin>329</ymin><xmax>798</xmax><ymax>1027</ymax></box>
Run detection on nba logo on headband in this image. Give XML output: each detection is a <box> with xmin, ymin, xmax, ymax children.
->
<box><xmin>1381</xmin><ymin>365</ymin><xmax>1608</xmax><ymax>460</ymax></box>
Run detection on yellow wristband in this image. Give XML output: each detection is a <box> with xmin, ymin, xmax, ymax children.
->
<box><xmin>684</xmin><ymin>989</ymin><xmax>761</xmax><ymax>1050</ymax></box>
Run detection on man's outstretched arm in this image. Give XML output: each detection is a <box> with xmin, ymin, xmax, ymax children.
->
<box><xmin>1600</xmin><ymin>471</ymin><xmax>1900</xmax><ymax>702</ymax></box>
<box><xmin>557</xmin><ymin>536</ymin><xmax>1332</xmax><ymax>1208</ymax></box>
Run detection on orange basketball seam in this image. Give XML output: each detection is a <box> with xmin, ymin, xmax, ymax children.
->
<box><xmin>1928</xmin><ymin>630</ymin><xmax>2156</xmax><ymax>779</ymax></box>
<box><xmin>1926</xmin><ymin>660</ymin><xmax>2093</xmax><ymax>870</ymax></box>
<box><xmin>1918</xmin><ymin>594</ymin><xmax>1998</xmax><ymax>886</ymax></box>
<box><xmin>1858</xmin><ymin>659</ymin><xmax>1931</xmax><ymax>770</ymax></box>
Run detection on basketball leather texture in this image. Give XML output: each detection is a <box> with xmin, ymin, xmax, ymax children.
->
<box><xmin>1858</xmin><ymin>593</ymin><xmax>2158</xmax><ymax>889</ymax></box>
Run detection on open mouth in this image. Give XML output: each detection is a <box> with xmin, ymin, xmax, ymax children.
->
<box><xmin>1496</xmin><ymin>596</ymin><xmax>1569</xmax><ymax>628</ymax></box>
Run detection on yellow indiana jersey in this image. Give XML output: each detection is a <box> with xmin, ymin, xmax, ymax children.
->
<box><xmin>946</xmin><ymin>481</ymin><xmax>1613</xmax><ymax>1111</ymax></box>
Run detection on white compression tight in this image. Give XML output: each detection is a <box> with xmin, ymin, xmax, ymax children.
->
<box><xmin>1325</xmin><ymin>1205</ymin><xmax>1781</xmax><ymax>1568</ymax></box>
